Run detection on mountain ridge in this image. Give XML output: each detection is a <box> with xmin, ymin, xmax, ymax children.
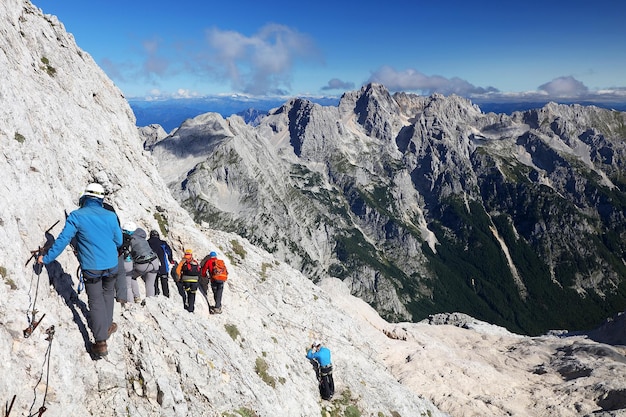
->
<box><xmin>151</xmin><ymin>83</ymin><xmax>626</xmax><ymax>335</ymax></box>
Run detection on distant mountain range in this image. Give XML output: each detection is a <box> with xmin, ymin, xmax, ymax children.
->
<box><xmin>129</xmin><ymin>96</ymin><xmax>340</xmax><ymax>131</ymax></box>
<box><xmin>149</xmin><ymin>84</ymin><xmax>626</xmax><ymax>336</ymax></box>
<box><xmin>130</xmin><ymin>95</ymin><xmax>626</xmax><ymax>132</ymax></box>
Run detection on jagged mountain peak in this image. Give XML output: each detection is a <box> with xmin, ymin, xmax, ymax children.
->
<box><xmin>139</xmin><ymin>123</ymin><xmax>168</xmax><ymax>150</ymax></box>
<box><xmin>338</xmin><ymin>83</ymin><xmax>405</xmax><ymax>141</ymax></box>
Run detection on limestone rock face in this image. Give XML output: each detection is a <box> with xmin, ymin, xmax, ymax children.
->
<box><xmin>139</xmin><ymin>124</ymin><xmax>168</xmax><ymax>150</ymax></box>
<box><xmin>1</xmin><ymin>1</ymin><xmax>447</xmax><ymax>416</ymax></box>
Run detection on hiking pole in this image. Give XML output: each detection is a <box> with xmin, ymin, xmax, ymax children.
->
<box><xmin>24</xmin><ymin>221</ymin><xmax>59</xmax><ymax>267</ymax></box>
<box><xmin>5</xmin><ymin>394</ymin><xmax>16</xmax><ymax>417</ymax></box>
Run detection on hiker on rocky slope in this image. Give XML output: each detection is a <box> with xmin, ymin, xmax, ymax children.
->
<box><xmin>201</xmin><ymin>251</ymin><xmax>228</xmax><ymax>314</ymax></box>
<box><xmin>148</xmin><ymin>229</ymin><xmax>174</xmax><ymax>297</ymax></box>
<box><xmin>306</xmin><ymin>340</ymin><xmax>335</xmax><ymax>400</ymax></box>
<box><xmin>121</xmin><ymin>222</ymin><xmax>141</xmax><ymax>303</ymax></box>
<box><xmin>37</xmin><ymin>183</ymin><xmax>122</xmax><ymax>358</ymax></box>
<box><xmin>129</xmin><ymin>227</ymin><xmax>159</xmax><ymax>300</ymax></box>
<box><xmin>175</xmin><ymin>249</ymin><xmax>201</xmax><ymax>312</ymax></box>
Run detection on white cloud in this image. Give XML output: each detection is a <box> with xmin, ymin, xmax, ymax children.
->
<box><xmin>173</xmin><ymin>89</ymin><xmax>201</xmax><ymax>99</ymax></box>
<box><xmin>538</xmin><ymin>76</ymin><xmax>589</xmax><ymax>97</ymax></box>
<box><xmin>321</xmin><ymin>78</ymin><xmax>355</xmax><ymax>91</ymax></box>
<box><xmin>366</xmin><ymin>67</ymin><xmax>626</xmax><ymax>104</ymax></box>
<box><xmin>139</xmin><ymin>36</ymin><xmax>177</xmax><ymax>79</ymax></box>
<box><xmin>367</xmin><ymin>66</ymin><xmax>498</xmax><ymax>96</ymax></box>
<box><xmin>203</xmin><ymin>24</ymin><xmax>321</xmax><ymax>95</ymax></box>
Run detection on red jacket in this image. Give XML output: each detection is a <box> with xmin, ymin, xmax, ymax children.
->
<box><xmin>201</xmin><ymin>257</ymin><xmax>216</xmax><ymax>278</ymax></box>
<box><xmin>202</xmin><ymin>257</ymin><xmax>228</xmax><ymax>281</ymax></box>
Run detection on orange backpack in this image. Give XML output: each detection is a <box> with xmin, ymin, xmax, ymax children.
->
<box><xmin>210</xmin><ymin>259</ymin><xmax>228</xmax><ymax>282</ymax></box>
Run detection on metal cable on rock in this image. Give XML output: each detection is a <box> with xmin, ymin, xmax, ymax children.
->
<box><xmin>26</xmin><ymin>326</ymin><xmax>55</xmax><ymax>417</ymax></box>
<box><xmin>23</xmin><ymin>262</ymin><xmax>46</xmax><ymax>338</ymax></box>
<box><xmin>23</xmin><ymin>221</ymin><xmax>59</xmax><ymax>338</ymax></box>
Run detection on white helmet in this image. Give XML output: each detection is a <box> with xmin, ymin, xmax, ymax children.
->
<box><xmin>83</xmin><ymin>183</ymin><xmax>105</xmax><ymax>199</ymax></box>
<box><xmin>122</xmin><ymin>221</ymin><xmax>137</xmax><ymax>233</ymax></box>
<box><xmin>313</xmin><ymin>340</ymin><xmax>321</xmax><ymax>347</ymax></box>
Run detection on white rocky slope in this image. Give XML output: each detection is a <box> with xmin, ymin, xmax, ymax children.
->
<box><xmin>0</xmin><ymin>1</ymin><xmax>442</xmax><ymax>416</ymax></box>
<box><xmin>1</xmin><ymin>1</ymin><xmax>626</xmax><ymax>417</ymax></box>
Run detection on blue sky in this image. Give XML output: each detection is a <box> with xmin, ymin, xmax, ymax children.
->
<box><xmin>35</xmin><ymin>0</ymin><xmax>626</xmax><ymax>102</ymax></box>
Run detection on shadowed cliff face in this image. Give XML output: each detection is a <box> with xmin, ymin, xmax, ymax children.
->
<box><xmin>153</xmin><ymin>84</ymin><xmax>626</xmax><ymax>335</ymax></box>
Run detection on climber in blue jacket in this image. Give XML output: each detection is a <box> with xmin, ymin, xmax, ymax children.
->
<box><xmin>306</xmin><ymin>340</ymin><xmax>335</xmax><ymax>400</ymax></box>
<box><xmin>38</xmin><ymin>183</ymin><xmax>122</xmax><ymax>358</ymax></box>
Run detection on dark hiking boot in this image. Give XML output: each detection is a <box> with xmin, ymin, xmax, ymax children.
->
<box><xmin>91</xmin><ymin>341</ymin><xmax>108</xmax><ymax>357</ymax></box>
<box><xmin>210</xmin><ymin>307</ymin><xmax>222</xmax><ymax>314</ymax></box>
<box><xmin>108</xmin><ymin>322</ymin><xmax>118</xmax><ymax>337</ymax></box>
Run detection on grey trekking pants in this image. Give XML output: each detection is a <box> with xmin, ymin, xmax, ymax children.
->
<box><xmin>115</xmin><ymin>255</ymin><xmax>128</xmax><ymax>302</ymax></box>
<box><xmin>84</xmin><ymin>273</ymin><xmax>116</xmax><ymax>343</ymax></box>
<box><xmin>124</xmin><ymin>259</ymin><xmax>140</xmax><ymax>301</ymax></box>
<box><xmin>133</xmin><ymin>258</ymin><xmax>159</xmax><ymax>298</ymax></box>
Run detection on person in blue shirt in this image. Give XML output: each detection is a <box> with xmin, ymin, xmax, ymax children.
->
<box><xmin>38</xmin><ymin>183</ymin><xmax>123</xmax><ymax>358</ymax></box>
<box><xmin>306</xmin><ymin>340</ymin><xmax>335</xmax><ymax>400</ymax></box>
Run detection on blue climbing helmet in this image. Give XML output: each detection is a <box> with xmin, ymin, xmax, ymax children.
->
<box><xmin>209</xmin><ymin>251</ymin><xmax>217</xmax><ymax>258</ymax></box>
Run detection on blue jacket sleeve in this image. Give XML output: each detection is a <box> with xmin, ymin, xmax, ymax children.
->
<box><xmin>42</xmin><ymin>215</ymin><xmax>78</xmax><ymax>264</ymax></box>
<box><xmin>113</xmin><ymin>224</ymin><xmax>123</xmax><ymax>248</ymax></box>
<box><xmin>306</xmin><ymin>349</ymin><xmax>317</xmax><ymax>360</ymax></box>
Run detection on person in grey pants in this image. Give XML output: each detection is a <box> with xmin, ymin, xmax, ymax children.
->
<box><xmin>38</xmin><ymin>183</ymin><xmax>122</xmax><ymax>358</ymax></box>
<box><xmin>130</xmin><ymin>227</ymin><xmax>159</xmax><ymax>298</ymax></box>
